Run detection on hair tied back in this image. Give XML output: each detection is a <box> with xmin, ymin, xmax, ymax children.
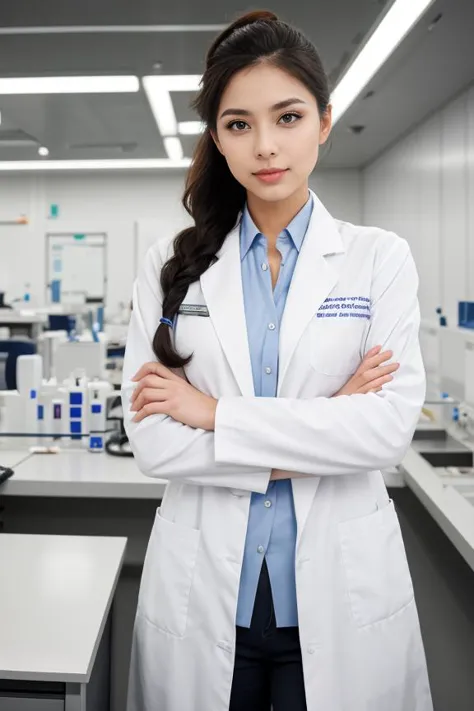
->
<box><xmin>206</xmin><ymin>9</ymin><xmax>279</xmax><ymax>66</ymax></box>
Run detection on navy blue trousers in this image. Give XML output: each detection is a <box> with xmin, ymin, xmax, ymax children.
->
<box><xmin>229</xmin><ymin>559</ymin><xmax>308</xmax><ymax>711</ymax></box>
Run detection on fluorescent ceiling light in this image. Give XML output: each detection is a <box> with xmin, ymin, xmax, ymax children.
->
<box><xmin>143</xmin><ymin>77</ymin><xmax>177</xmax><ymax>136</ymax></box>
<box><xmin>143</xmin><ymin>75</ymin><xmax>203</xmax><ymax>137</ymax></box>
<box><xmin>164</xmin><ymin>137</ymin><xmax>184</xmax><ymax>161</ymax></box>
<box><xmin>0</xmin><ymin>159</ymin><xmax>191</xmax><ymax>171</ymax></box>
<box><xmin>178</xmin><ymin>121</ymin><xmax>205</xmax><ymax>135</ymax></box>
<box><xmin>144</xmin><ymin>75</ymin><xmax>202</xmax><ymax>92</ymax></box>
<box><xmin>0</xmin><ymin>76</ymin><xmax>140</xmax><ymax>94</ymax></box>
<box><xmin>331</xmin><ymin>0</ymin><xmax>435</xmax><ymax>124</ymax></box>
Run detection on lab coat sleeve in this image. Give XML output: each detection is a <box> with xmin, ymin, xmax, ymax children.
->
<box><xmin>121</xmin><ymin>242</ymin><xmax>271</xmax><ymax>494</ymax></box>
<box><xmin>214</xmin><ymin>234</ymin><xmax>426</xmax><ymax>475</ymax></box>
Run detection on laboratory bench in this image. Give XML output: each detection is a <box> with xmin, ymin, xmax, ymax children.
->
<box><xmin>0</xmin><ymin>450</ymin><xmax>165</xmax><ymax>711</ymax></box>
<box><xmin>0</xmin><ymin>533</ymin><xmax>126</xmax><ymax>711</ymax></box>
<box><xmin>0</xmin><ymin>441</ymin><xmax>474</xmax><ymax>711</ymax></box>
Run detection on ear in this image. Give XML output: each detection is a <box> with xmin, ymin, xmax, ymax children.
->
<box><xmin>210</xmin><ymin>129</ymin><xmax>224</xmax><ymax>156</ymax></box>
<box><xmin>319</xmin><ymin>104</ymin><xmax>332</xmax><ymax>146</ymax></box>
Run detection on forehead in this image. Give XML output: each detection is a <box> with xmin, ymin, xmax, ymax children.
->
<box><xmin>218</xmin><ymin>63</ymin><xmax>317</xmax><ymax>112</ymax></box>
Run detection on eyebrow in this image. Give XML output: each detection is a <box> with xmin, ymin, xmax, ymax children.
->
<box><xmin>219</xmin><ymin>97</ymin><xmax>307</xmax><ymax>120</ymax></box>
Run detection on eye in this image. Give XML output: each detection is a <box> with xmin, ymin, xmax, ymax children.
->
<box><xmin>279</xmin><ymin>112</ymin><xmax>302</xmax><ymax>125</ymax></box>
<box><xmin>227</xmin><ymin>120</ymin><xmax>249</xmax><ymax>131</ymax></box>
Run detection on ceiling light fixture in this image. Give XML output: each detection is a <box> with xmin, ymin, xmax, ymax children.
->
<box><xmin>0</xmin><ymin>76</ymin><xmax>140</xmax><ymax>94</ymax></box>
<box><xmin>331</xmin><ymin>0</ymin><xmax>435</xmax><ymax>124</ymax></box>
<box><xmin>143</xmin><ymin>75</ymin><xmax>202</xmax><ymax>137</ymax></box>
<box><xmin>178</xmin><ymin>121</ymin><xmax>205</xmax><ymax>135</ymax></box>
<box><xmin>164</xmin><ymin>137</ymin><xmax>184</xmax><ymax>161</ymax></box>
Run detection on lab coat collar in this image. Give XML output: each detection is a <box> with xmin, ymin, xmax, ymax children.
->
<box><xmin>200</xmin><ymin>189</ymin><xmax>346</xmax><ymax>398</ymax></box>
<box><xmin>239</xmin><ymin>191</ymin><xmax>313</xmax><ymax>259</ymax></box>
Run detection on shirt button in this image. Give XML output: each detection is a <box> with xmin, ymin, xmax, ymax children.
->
<box><xmin>265</xmin><ymin>366</ymin><xmax>272</xmax><ymax>375</ymax></box>
<box><xmin>268</xmin><ymin>323</ymin><xmax>276</xmax><ymax>331</ymax></box>
<box><xmin>264</xmin><ymin>500</ymin><xmax>272</xmax><ymax>508</ymax></box>
<box><xmin>307</xmin><ymin>645</ymin><xmax>315</xmax><ymax>654</ymax></box>
<box><xmin>257</xmin><ymin>545</ymin><xmax>265</xmax><ymax>554</ymax></box>
<box><xmin>261</xmin><ymin>263</ymin><xmax>268</xmax><ymax>271</ymax></box>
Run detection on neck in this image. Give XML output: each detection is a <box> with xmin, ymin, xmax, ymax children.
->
<box><xmin>246</xmin><ymin>183</ymin><xmax>309</xmax><ymax>249</ymax></box>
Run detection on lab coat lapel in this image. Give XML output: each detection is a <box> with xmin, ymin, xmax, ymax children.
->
<box><xmin>277</xmin><ymin>191</ymin><xmax>345</xmax><ymax>395</ymax></box>
<box><xmin>200</xmin><ymin>223</ymin><xmax>255</xmax><ymax>397</ymax></box>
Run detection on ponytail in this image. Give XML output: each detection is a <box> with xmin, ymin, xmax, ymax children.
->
<box><xmin>153</xmin><ymin>131</ymin><xmax>245</xmax><ymax>368</ymax></box>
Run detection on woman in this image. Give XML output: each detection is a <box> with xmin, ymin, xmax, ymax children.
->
<box><xmin>122</xmin><ymin>10</ymin><xmax>432</xmax><ymax>711</ymax></box>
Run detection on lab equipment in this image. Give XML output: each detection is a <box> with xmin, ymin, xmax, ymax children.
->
<box><xmin>68</xmin><ymin>374</ymin><xmax>88</xmax><ymax>444</ymax></box>
<box><xmin>38</xmin><ymin>330</ymin><xmax>68</xmax><ymax>380</ymax></box>
<box><xmin>88</xmin><ymin>390</ymin><xmax>106</xmax><ymax>452</ymax></box>
<box><xmin>55</xmin><ymin>340</ymin><xmax>106</xmax><ymax>384</ymax></box>
<box><xmin>52</xmin><ymin>397</ymin><xmax>66</xmax><ymax>440</ymax></box>
<box><xmin>458</xmin><ymin>301</ymin><xmax>474</xmax><ymax>329</ymax></box>
<box><xmin>16</xmin><ymin>353</ymin><xmax>42</xmax><ymax>396</ymax></box>
<box><xmin>0</xmin><ymin>348</ymin><xmax>115</xmax><ymax>452</ymax></box>
<box><xmin>0</xmin><ymin>339</ymin><xmax>36</xmax><ymax>390</ymax></box>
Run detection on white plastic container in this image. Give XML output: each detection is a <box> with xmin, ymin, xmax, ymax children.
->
<box><xmin>88</xmin><ymin>390</ymin><xmax>106</xmax><ymax>452</ymax></box>
<box><xmin>16</xmin><ymin>354</ymin><xmax>43</xmax><ymax>397</ymax></box>
<box><xmin>52</xmin><ymin>397</ymin><xmax>65</xmax><ymax>441</ymax></box>
<box><xmin>68</xmin><ymin>374</ymin><xmax>88</xmax><ymax>447</ymax></box>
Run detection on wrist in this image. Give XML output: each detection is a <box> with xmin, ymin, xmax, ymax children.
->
<box><xmin>206</xmin><ymin>397</ymin><xmax>218</xmax><ymax>431</ymax></box>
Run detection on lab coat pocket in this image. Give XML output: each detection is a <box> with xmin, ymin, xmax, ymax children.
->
<box><xmin>309</xmin><ymin>317</ymin><xmax>365</xmax><ymax>376</ymax></box>
<box><xmin>138</xmin><ymin>508</ymin><xmax>201</xmax><ymax>637</ymax></box>
<box><xmin>338</xmin><ymin>500</ymin><xmax>414</xmax><ymax>628</ymax></box>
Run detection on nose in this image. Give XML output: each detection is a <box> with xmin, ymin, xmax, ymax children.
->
<box><xmin>254</xmin><ymin>127</ymin><xmax>278</xmax><ymax>160</ymax></box>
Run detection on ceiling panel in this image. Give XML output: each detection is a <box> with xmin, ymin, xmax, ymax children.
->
<box><xmin>0</xmin><ymin>0</ymin><xmax>472</xmax><ymax>169</ymax></box>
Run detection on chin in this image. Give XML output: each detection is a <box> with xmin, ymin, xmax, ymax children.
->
<box><xmin>246</xmin><ymin>181</ymin><xmax>299</xmax><ymax>203</ymax></box>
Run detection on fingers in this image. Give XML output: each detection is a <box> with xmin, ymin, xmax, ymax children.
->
<box><xmin>360</xmin><ymin>362</ymin><xmax>400</xmax><ymax>385</ymax></box>
<box><xmin>131</xmin><ymin>386</ymin><xmax>168</xmax><ymax>414</ymax></box>
<box><xmin>359</xmin><ymin>374</ymin><xmax>394</xmax><ymax>394</ymax></box>
<box><xmin>363</xmin><ymin>348</ymin><xmax>393</xmax><ymax>368</ymax></box>
<box><xmin>131</xmin><ymin>361</ymin><xmax>177</xmax><ymax>383</ymax></box>
<box><xmin>130</xmin><ymin>374</ymin><xmax>167</xmax><ymax>404</ymax></box>
<box><xmin>132</xmin><ymin>401</ymin><xmax>169</xmax><ymax>423</ymax></box>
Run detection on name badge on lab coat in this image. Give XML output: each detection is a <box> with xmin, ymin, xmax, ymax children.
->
<box><xmin>178</xmin><ymin>304</ymin><xmax>210</xmax><ymax>317</ymax></box>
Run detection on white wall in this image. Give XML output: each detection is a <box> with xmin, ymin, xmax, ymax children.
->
<box><xmin>0</xmin><ymin>169</ymin><xmax>361</xmax><ymax>315</ymax></box>
<box><xmin>363</xmin><ymin>83</ymin><xmax>474</xmax><ymax>327</ymax></box>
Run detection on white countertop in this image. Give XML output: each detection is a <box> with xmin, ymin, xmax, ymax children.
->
<box><xmin>0</xmin><ymin>450</ymin><xmax>167</xmax><ymax>499</ymax></box>
<box><xmin>0</xmin><ymin>309</ymin><xmax>47</xmax><ymax>324</ymax></box>
<box><xmin>401</xmin><ymin>448</ymin><xmax>474</xmax><ymax>573</ymax></box>
<box><xmin>0</xmin><ymin>533</ymin><xmax>127</xmax><ymax>682</ymax></box>
<box><xmin>0</xmin><ymin>450</ymin><xmax>33</xmax><ymax>470</ymax></box>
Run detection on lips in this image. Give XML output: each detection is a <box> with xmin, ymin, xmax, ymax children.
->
<box><xmin>253</xmin><ymin>168</ymin><xmax>289</xmax><ymax>184</ymax></box>
<box><xmin>254</xmin><ymin>168</ymin><xmax>287</xmax><ymax>175</ymax></box>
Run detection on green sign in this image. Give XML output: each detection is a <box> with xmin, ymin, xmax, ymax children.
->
<box><xmin>74</xmin><ymin>234</ymin><xmax>86</xmax><ymax>241</ymax></box>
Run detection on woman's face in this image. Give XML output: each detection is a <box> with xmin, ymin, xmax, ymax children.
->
<box><xmin>212</xmin><ymin>62</ymin><xmax>332</xmax><ymax>203</ymax></box>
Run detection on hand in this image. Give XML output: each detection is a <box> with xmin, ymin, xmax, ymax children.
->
<box><xmin>333</xmin><ymin>345</ymin><xmax>399</xmax><ymax>397</ymax></box>
<box><xmin>130</xmin><ymin>362</ymin><xmax>218</xmax><ymax>431</ymax></box>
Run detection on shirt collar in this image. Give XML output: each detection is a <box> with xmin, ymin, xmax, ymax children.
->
<box><xmin>240</xmin><ymin>192</ymin><xmax>313</xmax><ymax>260</ymax></box>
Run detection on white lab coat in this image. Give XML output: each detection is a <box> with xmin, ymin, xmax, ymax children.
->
<box><xmin>122</xmin><ymin>190</ymin><xmax>433</xmax><ymax>711</ymax></box>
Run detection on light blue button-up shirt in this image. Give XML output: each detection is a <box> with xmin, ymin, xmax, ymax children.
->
<box><xmin>236</xmin><ymin>192</ymin><xmax>313</xmax><ymax>628</ymax></box>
